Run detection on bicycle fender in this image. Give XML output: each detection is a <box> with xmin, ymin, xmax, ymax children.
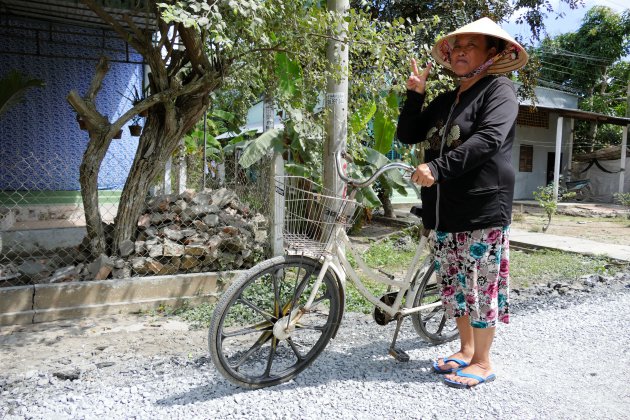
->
<box><xmin>325</xmin><ymin>262</ymin><xmax>346</xmax><ymax>339</ymax></box>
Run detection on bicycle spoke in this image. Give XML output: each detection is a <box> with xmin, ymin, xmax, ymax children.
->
<box><xmin>295</xmin><ymin>323</ymin><xmax>325</xmax><ymax>331</ymax></box>
<box><xmin>262</xmin><ymin>337</ymin><xmax>278</xmax><ymax>378</ymax></box>
<box><xmin>238</xmin><ymin>296</ymin><xmax>274</xmax><ymax>323</ymax></box>
<box><xmin>230</xmin><ymin>331</ymin><xmax>273</xmax><ymax>369</ymax></box>
<box><xmin>422</xmin><ymin>306</ymin><xmax>441</xmax><ymax>322</ymax></box>
<box><xmin>286</xmin><ymin>260</ymin><xmax>307</xmax><ymax>320</ymax></box>
<box><xmin>209</xmin><ymin>256</ymin><xmax>342</xmax><ymax>388</ymax></box>
<box><xmin>311</xmin><ymin>290</ymin><xmax>331</xmax><ymax>306</ymax></box>
<box><xmin>273</xmin><ymin>269</ymin><xmax>282</xmax><ymax>318</ymax></box>
<box><xmin>286</xmin><ymin>337</ymin><xmax>305</xmax><ymax>361</ymax></box>
<box><xmin>222</xmin><ymin>320</ymin><xmax>273</xmax><ymax>338</ymax></box>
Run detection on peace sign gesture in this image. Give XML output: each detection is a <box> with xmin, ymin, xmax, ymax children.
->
<box><xmin>406</xmin><ymin>58</ymin><xmax>432</xmax><ymax>94</ymax></box>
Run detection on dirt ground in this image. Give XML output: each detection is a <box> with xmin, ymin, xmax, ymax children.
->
<box><xmin>0</xmin><ymin>314</ymin><xmax>207</xmax><ymax>376</ymax></box>
<box><xmin>511</xmin><ymin>203</ymin><xmax>630</xmax><ymax>246</ymax></box>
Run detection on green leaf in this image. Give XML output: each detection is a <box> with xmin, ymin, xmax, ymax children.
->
<box><xmin>349</xmin><ymin>100</ymin><xmax>376</xmax><ymax>134</ymax></box>
<box><xmin>285</xmin><ymin>163</ymin><xmax>310</xmax><ymax>177</ymax></box>
<box><xmin>0</xmin><ymin>70</ymin><xmax>45</xmax><ymax>117</ymax></box>
<box><xmin>211</xmin><ymin>109</ymin><xmax>236</xmax><ymax>123</ymax></box>
<box><xmin>372</xmin><ymin>91</ymin><xmax>400</xmax><ymax>155</ymax></box>
<box><xmin>356</xmin><ymin>187</ymin><xmax>381</xmax><ymax>207</ymax></box>
<box><xmin>206</xmin><ymin>134</ymin><xmax>222</xmax><ymax>149</ymax></box>
<box><xmin>238</xmin><ymin>128</ymin><xmax>283</xmax><ymax>168</ymax></box>
<box><xmin>274</xmin><ymin>52</ymin><xmax>303</xmax><ymax>98</ymax></box>
<box><xmin>373</xmin><ymin>109</ymin><xmax>395</xmax><ymax>155</ymax></box>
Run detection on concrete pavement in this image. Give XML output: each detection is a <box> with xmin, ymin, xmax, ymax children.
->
<box><xmin>509</xmin><ymin>228</ymin><xmax>630</xmax><ymax>262</ymax></box>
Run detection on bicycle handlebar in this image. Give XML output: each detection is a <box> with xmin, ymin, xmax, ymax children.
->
<box><xmin>335</xmin><ymin>151</ymin><xmax>415</xmax><ymax>188</ymax></box>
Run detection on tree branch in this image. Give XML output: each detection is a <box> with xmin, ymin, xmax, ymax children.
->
<box><xmin>178</xmin><ymin>24</ymin><xmax>211</xmax><ymax>75</ymax></box>
<box><xmin>157</xmin><ymin>19</ymin><xmax>172</xmax><ymax>51</ymax></box>
<box><xmin>82</xmin><ymin>0</ymin><xmax>146</xmax><ymax>55</ymax></box>
<box><xmin>86</xmin><ymin>56</ymin><xmax>109</xmax><ymax>102</ymax></box>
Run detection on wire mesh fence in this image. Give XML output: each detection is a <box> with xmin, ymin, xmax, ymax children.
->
<box><xmin>0</xmin><ymin>151</ymin><xmax>274</xmax><ymax>288</ymax></box>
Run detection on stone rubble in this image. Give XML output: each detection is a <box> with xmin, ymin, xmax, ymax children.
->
<box><xmin>3</xmin><ymin>187</ymin><xmax>268</xmax><ymax>284</ymax></box>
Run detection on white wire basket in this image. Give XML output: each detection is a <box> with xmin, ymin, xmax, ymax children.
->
<box><xmin>276</xmin><ymin>176</ymin><xmax>363</xmax><ymax>256</ymax></box>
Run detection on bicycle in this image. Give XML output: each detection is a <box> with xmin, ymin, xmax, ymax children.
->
<box><xmin>208</xmin><ymin>151</ymin><xmax>458</xmax><ymax>389</ymax></box>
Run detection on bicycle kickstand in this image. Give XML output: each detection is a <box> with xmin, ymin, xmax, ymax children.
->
<box><xmin>388</xmin><ymin>315</ymin><xmax>410</xmax><ymax>362</ymax></box>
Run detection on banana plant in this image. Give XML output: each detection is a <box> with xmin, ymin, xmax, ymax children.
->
<box><xmin>0</xmin><ymin>70</ymin><xmax>45</xmax><ymax>118</ymax></box>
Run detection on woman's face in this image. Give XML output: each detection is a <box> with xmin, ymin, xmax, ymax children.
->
<box><xmin>450</xmin><ymin>34</ymin><xmax>496</xmax><ymax>76</ymax></box>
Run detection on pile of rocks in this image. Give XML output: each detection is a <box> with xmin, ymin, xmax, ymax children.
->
<box><xmin>112</xmin><ymin>187</ymin><xmax>268</xmax><ymax>279</ymax></box>
<box><xmin>2</xmin><ymin>187</ymin><xmax>268</xmax><ymax>284</ymax></box>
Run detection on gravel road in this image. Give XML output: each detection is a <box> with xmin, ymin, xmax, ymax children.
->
<box><xmin>1</xmin><ymin>279</ymin><xmax>629</xmax><ymax>419</ymax></box>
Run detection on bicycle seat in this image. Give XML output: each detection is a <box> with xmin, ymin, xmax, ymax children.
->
<box><xmin>410</xmin><ymin>205</ymin><xmax>423</xmax><ymax>219</ymax></box>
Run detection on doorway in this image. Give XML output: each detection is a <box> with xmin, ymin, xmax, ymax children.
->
<box><xmin>546</xmin><ymin>152</ymin><xmax>564</xmax><ymax>185</ymax></box>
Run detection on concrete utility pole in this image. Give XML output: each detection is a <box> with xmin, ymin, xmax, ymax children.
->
<box><xmin>324</xmin><ymin>0</ymin><xmax>349</xmax><ymax>198</ymax></box>
<box><xmin>620</xmin><ymin>80</ymin><xmax>630</xmax><ymax>194</ymax></box>
<box><xmin>265</xmin><ymin>96</ymin><xmax>284</xmax><ymax>257</ymax></box>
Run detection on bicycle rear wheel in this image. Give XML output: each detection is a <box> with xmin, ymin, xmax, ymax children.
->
<box><xmin>209</xmin><ymin>255</ymin><xmax>342</xmax><ymax>389</ymax></box>
<box><xmin>410</xmin><ymin>261</ymin><xmax>459</xmax><ymax>345</ymax></box>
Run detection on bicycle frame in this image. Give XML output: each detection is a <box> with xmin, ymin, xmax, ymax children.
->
<box><xmin>286</xmin><ymin>151</ymin><xmax>444</xmax><ymax>321</ymax></box>
<box><xmin>295</xmin><ymin>227</ymin><xmax>440</xmax><ymax>320</ymax></box>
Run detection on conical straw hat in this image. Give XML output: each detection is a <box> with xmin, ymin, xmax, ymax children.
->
<box><xmin>431</xmin><ymin>17</ymin><xmax>529</xmax><ymax>74</ymax></box>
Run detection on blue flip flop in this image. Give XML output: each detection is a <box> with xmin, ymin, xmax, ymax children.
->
<box><xmin>432</xmin><ymin>357</ymin><xmax>469</xmax><ymax>374</ymax></box>
<box><xmin>443</xmin><ymin>368</ymin><xmax>496</xmax><ymax>389</ymax></box>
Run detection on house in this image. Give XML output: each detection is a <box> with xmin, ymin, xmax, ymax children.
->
<box><xmin>514</xmin><ymin>84</ymin><xmax>629</xmax><ymax>201</ymax></box>
<box><xmin>512</xmin><ymin>84</ymin><xmax>579</xmax><ymax>199</ymax></box>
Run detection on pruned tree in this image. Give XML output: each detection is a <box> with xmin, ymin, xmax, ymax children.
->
<box><xmin>67</xmin><ymin>0</ymin><xmax>291</xmax><ymax>259</ymax></box>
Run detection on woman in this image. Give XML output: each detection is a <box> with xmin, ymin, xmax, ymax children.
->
<box><xmin>396</xmin><ymin>17</ymin><xmax>528</xmax><ymax>389</ymax></box>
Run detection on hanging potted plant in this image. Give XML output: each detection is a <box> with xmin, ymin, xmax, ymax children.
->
<box><xmin>120</xmin><ymin>86</ymin><xmax>149</xmax><ymax>117</ymax></box>
<box><xmin>129</xmin><ymin>115</ymin><xmax>142</xmax><ymax>137</ymax></box>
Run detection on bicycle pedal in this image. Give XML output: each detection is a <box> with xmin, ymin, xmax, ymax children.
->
<box><xmin>388</xmin><ymin>347</ymin><xmax>410</xmax><ymax>362</ymax></box>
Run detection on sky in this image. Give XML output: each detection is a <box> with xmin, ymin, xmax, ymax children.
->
<box><xmin>503</xmin><ymin>0</ymin><xmax>629</xmax><ymax>42</ymax></box>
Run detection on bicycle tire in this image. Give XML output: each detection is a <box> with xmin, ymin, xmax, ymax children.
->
<box><xmin>209</xmin><ymin>255</ymin><xmax>342</xmax><ymax>389</ymax></box>
<box><xmin>410</xmin><ymin>261</ymin><xmax>459</xmax><ymax>345</ymax></box>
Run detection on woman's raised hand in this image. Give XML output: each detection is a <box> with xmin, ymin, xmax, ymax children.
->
<box><xmin>406</xmin><ymin>58</ymin><xmax>432</xmax><ymax>94</ymax></box>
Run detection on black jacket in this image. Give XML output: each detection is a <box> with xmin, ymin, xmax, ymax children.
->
<box><xmin>397</xmin><ymin>75</ymin><xmax>518</xmax><ymax>232</ymax></box>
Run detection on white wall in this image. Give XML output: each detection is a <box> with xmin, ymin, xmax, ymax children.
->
<box><xmin>512</xmin><ymin>113</ymin><xmax>573</xmax><ymax>199</ymax></box>
<box><xmin>572</xmin><ymin>157</ymin><xmax>630</xmax><ymax>202</ymax></box>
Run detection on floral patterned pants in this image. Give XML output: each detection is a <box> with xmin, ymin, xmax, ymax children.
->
<box><xmin>430</xmin><ymin>226</ymin><xmax>510</xmax><ymax>329</ymax></box>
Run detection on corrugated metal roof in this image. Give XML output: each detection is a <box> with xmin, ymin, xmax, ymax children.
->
<box><xmin>0</xmin><ymin>0</ymin><xmax>155</xmax><ymax>30</ymax></box>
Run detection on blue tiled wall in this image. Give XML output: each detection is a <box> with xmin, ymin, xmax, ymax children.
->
<box><xmin>0</xmin><ymin>18</ymin><xmax>143</xmax><ymax>191</ymax></box>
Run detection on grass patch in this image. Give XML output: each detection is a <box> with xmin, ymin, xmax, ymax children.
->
<box><xmin>509</xmin><ymin>249</ymin><xmax>624</xmax><ymax>288</ymax></box>
<box><xmin>172</xmin><ymin>237</ymin><xmax>627</xmax><ymax>327</ymax></box>
<box><xmin>175</xmin><ymin>302</ymin><xmax>216</xmax><ymax>328</ymax></box>
<box><xmin>344</xmin><ymin>276</ymin><xmax>389</xmax><ymax>314</ymax></box>
<box><xmin>146</xmin><ymin>301</ymin><xmax>216</xmax><ymax>329</ymax></box>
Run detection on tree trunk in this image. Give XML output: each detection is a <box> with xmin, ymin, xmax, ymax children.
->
<box><xmin>79</xmin><ymin>132</ymin><xmax>111</xmax><ymax>256</ymax></box>
<box><xmin>378</xmin><ymin>188</ymin><xmax>394</xmax><ymax>218</ymax></box>
<box><xmin>111</xmin><ymin>97</ymin><xmax>208</xmax><ymax>254</ymax></box>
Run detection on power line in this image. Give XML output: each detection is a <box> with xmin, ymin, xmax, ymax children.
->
<box><xmin>535</xmin><ymin>78</ymin><xmax>584</xmax><ymax>94</ymax></box>
<box><xmin>536</xmin><ymin>47</ymin><xmax>612</xmax><ymax>63</ymax></box>
<box><xmin>538</xmin><ymin>60</ymin><xmax>595</xmax><ymax>77</ymax></box>
<box><xmin>539</xmin><ymin>46</ymin><xmax>612</xmax><ymax>62</ymax></box>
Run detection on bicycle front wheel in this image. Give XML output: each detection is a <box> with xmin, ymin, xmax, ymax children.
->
<box><xmin>410</xmin><ymin>261</ymin><xmax>459</xmax><ymax>345</ymax></box>
<box><xmin>209</xmin><ymin>255</ymin><xmax>342</xmax><ymax>389</ymax></box>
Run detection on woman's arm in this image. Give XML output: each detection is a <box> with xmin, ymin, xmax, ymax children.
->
<box><xmin>397</xmin><ymin>60</ymin><xmax>435</xmax><ymax>145</ymax></box>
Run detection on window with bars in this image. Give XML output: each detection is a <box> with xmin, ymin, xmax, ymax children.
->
<box><xmin>519</xmin><ymin>145</ymin><xmax>533</xmax><ymax>172</ymax></box>
<box><xmin>517</xmin><ymin>108</ymin><xmax>549</xmax><ymax>128</ymax></box>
